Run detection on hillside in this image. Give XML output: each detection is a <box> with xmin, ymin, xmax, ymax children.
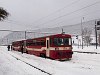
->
<box><xmin>0</xmin><ymin>19</ymin><xmax>100</xmax><ymax>45</ymax></box>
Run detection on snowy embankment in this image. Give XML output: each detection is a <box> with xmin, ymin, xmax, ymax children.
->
<box><xmin>0</xmin><ymin>46</ymin><xmax>100</xmax><ymax>75</ymax></box>
<box><xmin>73</xmin><ymin>45</ymin><xmax>100</xmax><ymax>53</ymax></box>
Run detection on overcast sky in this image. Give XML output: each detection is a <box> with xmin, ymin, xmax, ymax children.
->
<box><xmin>0</xmin><ymin>0</ymin><xmax>100</xmax><ymax>37</ymax></box>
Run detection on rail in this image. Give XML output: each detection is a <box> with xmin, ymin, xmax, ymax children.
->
<box><xmin>9</xmin><ymin>54</ymin><xmax>52</xmax><ymax>75</ymax></box>
<box><xmin>73</xmin><ymin>51</ymin><xmax>100</xmax><ymax>54</ymax></box>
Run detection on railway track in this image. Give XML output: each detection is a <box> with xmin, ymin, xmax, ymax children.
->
<box><xmin>9</xmin><ymin>54</ymin><xmax>52</xmax><ymax>75</ymax></box>
<box><xmin>3</xmin><ymin>48</ymin><xmax>100</xmax><ymax>75</ymax></box>
<box><xmin>73</xmin><ymin>51</ymin><xmax>100</xmax><ymax>54</ymax></box>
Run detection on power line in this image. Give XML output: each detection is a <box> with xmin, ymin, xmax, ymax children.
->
<box><xmin>4</xmin><ymin>19</ymin><xmax>29</xmax><ymax>27</ymax></box>
<box><xmin>37</xmin><ymin>1</ymin><xmax>100</xmax><ymax>26</ymax></box>
<box><xmin>0</xmin><ymin>30</ymin><xmax>24</xmax><ymax>32</ymax></box>
<box><xmin>2</xmin><ymin>0</ymin><xmax>100</xmax><ymax>31</ymax></box>
<box><xmin>47</xmin><ymin>8</ymin><xmax>100</xmax><ymax>27</ymax></box>
<box><xmin>31</xmin><ymin>0</ymin><xmax>81</xmax><ymax>24</ymax></box>
<box><xmin>25</xmin><ymin>10</ymin><xmax>100</xmax><ymax>32</ymax></box>
<box><xmin>0</xmin><ymin>29</ymin><xmax>57</xmax><ymax>35</ymax></box>
<box><xmin>3</xmin><ymin>0</ymin><xmax>100</xmax><ymax>30</ymax></box>
<box><xmin>25</xmin><ymin>7</ymin><xmax>100</xmax><ymax>31</ymax></box>
<box><xmin>2</xmin><ymin>0</ymin><xmax>81</xmax><ymax>28</ymax></box>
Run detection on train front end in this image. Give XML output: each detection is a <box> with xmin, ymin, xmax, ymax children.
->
<box><xmin>46</xmin><ymin>34</ymin><xmax>73</xmax><ymax>60</ymax></box>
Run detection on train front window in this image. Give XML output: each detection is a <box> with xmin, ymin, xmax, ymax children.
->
<box><xmin>54</xmin><ymin>38</ymin><xmax>71</xmax><ymax>46</ymax></box>
<box><xmin>64</xmin><ymin>38</ymin><xmax>69</xmax><ymax>45</ymax></box>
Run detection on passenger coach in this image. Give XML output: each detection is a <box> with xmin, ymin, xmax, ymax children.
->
<box><xmin>12</xmin><ymin>34</ymin><xmax>73</xmax><ymax>60</ymax></box>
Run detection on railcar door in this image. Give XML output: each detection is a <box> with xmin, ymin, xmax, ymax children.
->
<box><xmin>46</xmin><ymin>37</ymin><xmax>50</xmax><ymax>57</ymax></box>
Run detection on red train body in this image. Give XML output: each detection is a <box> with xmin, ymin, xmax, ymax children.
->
<box><xmin>12</xmin><ymin>34</ymin><xmax>73</xmax><ymax>60</ymax></box>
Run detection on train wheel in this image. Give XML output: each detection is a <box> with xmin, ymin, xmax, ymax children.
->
<box><xmin>40</xmin><ymin>53</ymin><xmax>46</xmax><ymax>58</ymax></box>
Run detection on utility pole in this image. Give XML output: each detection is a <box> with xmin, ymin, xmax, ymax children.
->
<box><xmin>95</xmin><ymin>24</ymin><xmax>97</xmax><ymax>49</ymax></box>
<box><xmin>24</xmin><ymin>31</ymin><xmax>27</xmax><ymax>52</ymax></box>
<box><xmin>95</xmin><ymin>20</ymin><xmax>100</xmax><ymax>49</ymax></box>
<box><xmin>99</xmin><ymin>33</ymin><xmax>100</xmax><ymax>46</ymax></box>
<box><xmin>25</xmin><ymin>31</ymin><xmax>26</xmax><ymax>39</ymax></box>
<box><xmin>81</xmin><ymin>17</ymin><xmax>84</xmax><ymax>49</ymax></box>
<box><xmin>95</xmin><ymin>25</ymin><xmax>97</xmax><ymax>49</ymax></box>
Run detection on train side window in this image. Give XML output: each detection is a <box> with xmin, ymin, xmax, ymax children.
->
<box><xmin>50</xmin><ymin>38</ymin><xmax>52</xmax><ymax>46</ymax></box>
<box><xmin>54</xmin><ymin>38</ymin><xmax>63</xmax><ymax>46</ymax></box>
<box><xmin>41</xmin><ymin>41</ymin><xmax>45</xmax><ymax>46</ymax></box>
<box><xmin>54</xmin><ymin>38</ymin><xmax>58</xmax><ymax>45</ymax></box>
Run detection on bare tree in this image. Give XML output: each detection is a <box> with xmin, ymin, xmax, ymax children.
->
<box><xmin>82</xmin><ymin>27</ymin><xmax>92</xmax><ymax>46</ymax></box>
<box><xmin>0</xmin><ymin>7</ymin><xmax>9</xmax><ymax>21</ymax></box>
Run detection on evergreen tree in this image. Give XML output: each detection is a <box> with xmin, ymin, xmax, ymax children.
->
<box><xmin>0</xmin><ymin>7</ymin><xmax>9</xmax><ymax>21</ymax></box>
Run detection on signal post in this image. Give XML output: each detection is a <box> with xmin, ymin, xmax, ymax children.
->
<box><xmin>95</xmin><ymin>20</ymin><xmax>100</xmax><ymax>49</ymax></box>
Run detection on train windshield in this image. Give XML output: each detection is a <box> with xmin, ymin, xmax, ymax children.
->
<box><xmin>53</xmin><ymin>38</ymin><xmax>71</xmax><ymax>46</ymax></box>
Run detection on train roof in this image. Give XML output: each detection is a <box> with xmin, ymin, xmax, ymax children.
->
<box><xmin>48</xmin><ymin>33</ymin><xmax>71</xmax><ymax>37</ymax></box>
<box><xmin>12</xmin><ymin>34</ymin><xmax>71</xmax><ymax>43</ymax></box>
<box><xmin>27</xmin><ymin>33</ymin><xmax>71</xmax><ymax>40</ymax></box>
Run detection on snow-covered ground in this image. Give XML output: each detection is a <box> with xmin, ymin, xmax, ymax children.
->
<box><xmin>0</xmin><ymin>46</ymin><xmax>100</xmax><ymax>75</ymax></box>
<box><xmin>73</xmin><ymin>45</ymin><xmax>100</xmax><ymax>53</ymax></box>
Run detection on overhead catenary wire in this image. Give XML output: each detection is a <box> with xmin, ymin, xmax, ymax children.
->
<box><xmin>0</xmin><ymin>29</ymin><xmax>24</xmax><ymax>32</ymax></box>
<box><xmin>4</xmin><ymin>7</ymin><xmax>100</xmax><ymax>30</ymax></box>
<box><xmin>47</xmin><ymin>8</ymin><xmax>100</xmax><ymax>28</ymax></box>
<box><xmin>6</xmin><ymin>8</ymin><xmax>100</xmax><ymax>30</ymax></box>
<box><xmin>0</xmin><ymin>29</ymin><xmax>57</xmax><ymax>35</ymax></box>
<box><xmin>2</xmin><ymin>1</ymin><xmax>100</xmax><ymax>28</ymax></box>
<box><xmin>1</xmin><ymin>0</ymin><xmax>100</xmax><ymax>32</ymax></box>
<box><xmin>4</xmin><ymin>19</ymin><xmax>30</xmax><ymax>27</ymax></box>
<box><xmin>36</xmin><ymin>1</ymin><xmax>100</xmax><ymax>26</ymax></box>
<box><xmin>31</xmin><ymin>0</ymin><xmax>81</xmax><ymax>23</ymax></box>
<box><xmin>3</xmin><ymin>8</ymin><xmax>100</xmax><ymax>32</ymax></box>
<box><xmin>3</xmin><ymin>0</ymin><xmax>81</xmax><ymax>28</ymax></box>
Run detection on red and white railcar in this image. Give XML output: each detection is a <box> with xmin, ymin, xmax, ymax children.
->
<box><xmin>12</xmin><ymin>34</ymin><xmax>73</xmax><ymax>60</ymax></box>
<box><xmin>12</xmin><ymin>40</ymin><xmax>23</xmax><ymax>52</ymax></box>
